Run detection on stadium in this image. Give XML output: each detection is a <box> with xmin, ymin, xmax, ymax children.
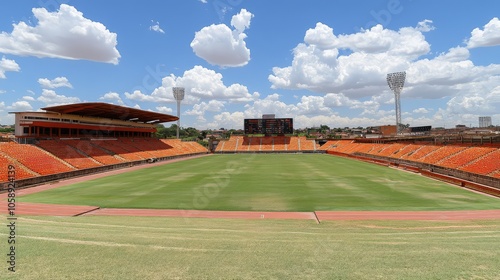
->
<box><xmin>1</xmin><ymin>100</ymin><xmax>500</xmax><ymax>279</ymax></box>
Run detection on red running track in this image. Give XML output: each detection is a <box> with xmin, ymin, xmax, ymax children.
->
<box><xmin>315</xmin><ymin>210</ymin><xmax>500</xmax><ymax>221</ymax></box>
<box><xmin>86</xmin><ymin>208</ymin><xmax>318</xmax><ymax>221</ymax></box>
<box><xmin>0</xmin><ymin>201</ymin><xmax>99</xmax><ymax>216</ymax></box>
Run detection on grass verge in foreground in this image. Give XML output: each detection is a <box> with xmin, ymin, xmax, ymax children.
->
<box><xmin>20</xmin><ymin>154</ymin><xmax>500</xmax><ymax>211</ymax></box>
<box><xmin>1</xmin><ymin>215</ymin><xmax>499</xmax><ymax>280</ymax></box>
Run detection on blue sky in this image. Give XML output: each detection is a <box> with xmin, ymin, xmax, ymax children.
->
<box><xmin>1</xmin><ymin>0</ymin><xmax>499</xmax><ymax>129</ymax></box>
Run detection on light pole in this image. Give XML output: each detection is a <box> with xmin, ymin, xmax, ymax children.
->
<box><xmin>172</xmin><ymin>87</ymin><xmax>185</xmax><ymax>139</ymax></box>
<box><xmin>386</xmin><ymin>72</ymin><xmax>406</xmax><ymax>134</ymax></box>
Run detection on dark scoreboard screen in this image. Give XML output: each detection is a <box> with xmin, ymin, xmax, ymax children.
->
<box><xmin>244</xmin><ymin>118</ymin><xmax>293</xmax><ymax>135</ymax></box>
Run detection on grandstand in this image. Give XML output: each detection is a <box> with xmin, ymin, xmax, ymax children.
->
<box><xmin>0</xmin><ymin>103</ymin><xmax>208</xmax><ymax>188</ymax></box>
<box><xmin>215</xmin><ymin>135</ymin><xmax>317</xmax><ymax>153</ymax></box>
<box><xmin>321</xmin><ymin>139</ymin><xmax>500</xmax><ymax>191</ymax></box>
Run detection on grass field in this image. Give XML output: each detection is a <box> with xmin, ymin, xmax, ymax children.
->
<box><xmin>20</xmin><ymin>154</ymin><xmax>500</xmax><ymax>211</ymax></box>
<box><xmin>2</xmin><ymin>215</ymin><xmax>500</xmax><ymax>279</ymax></box>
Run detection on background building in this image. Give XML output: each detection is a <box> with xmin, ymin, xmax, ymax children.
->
<box><xmin>479</xmin><ymin>117</ymin><xmax>492</xmax><ymax>128</ymax></box>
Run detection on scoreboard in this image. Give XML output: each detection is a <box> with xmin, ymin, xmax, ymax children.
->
<box><xmin>244</xmin><ymin>118</ymin><xmax>293</xmax><ymax>135</ymax></box>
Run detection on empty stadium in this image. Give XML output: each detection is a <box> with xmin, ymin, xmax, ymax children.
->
<box><xmin>1</xmin><ymin>103</ymin><xmax>500</xmax><ymax>279</ymax></box>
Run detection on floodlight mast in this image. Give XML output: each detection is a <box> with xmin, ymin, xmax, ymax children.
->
<box><xmin>386</xmin><ymin>72</ymin><xmax>406</xmax><ymax>134</ymax></box>
<box><xmin>172</xmin><ymin>87</ymin><xmax>185</xmax><ymax>139</ymax></box>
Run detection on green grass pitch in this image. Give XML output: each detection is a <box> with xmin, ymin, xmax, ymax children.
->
<box><xmin>20</xmin><ymin>154</ymin><xmax>500</xmax><ymax>211</ymax></box>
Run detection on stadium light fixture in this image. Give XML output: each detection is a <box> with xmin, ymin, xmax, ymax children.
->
<box><xmin>172</xmin><ymin>87</ymin><xmax>185</xmax><ymax>139</ymax></box>
<box><xmin>386</xmin><ymin>72</ymin><xmax>406</xmax><ymax>134</ymax></box>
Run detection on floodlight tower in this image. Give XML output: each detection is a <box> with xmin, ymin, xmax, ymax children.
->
<box><xmin>172</xmin><ymin>87</ymin><xmax>185</xmax><ymax>139</ymax></box>
<box><xmin>386</xmin><ymin>72</ymin><xmax>406</xmax><ymax>134</ymax></box>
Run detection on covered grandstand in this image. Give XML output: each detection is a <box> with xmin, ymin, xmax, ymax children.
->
<box><xmin>1</xmin><ymin>103</ymin><xmax>208</xmax><ymax>188</ymax></box>
<box><xmin>13</xmin><ymin>102</ymin><xmax>179</xmax><ymax>140</ymax></box>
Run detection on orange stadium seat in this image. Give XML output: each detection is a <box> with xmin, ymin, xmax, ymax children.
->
<box><xmin>0</xmin><ymin>152</ymin><xmax>36</xmax><ymax>182</ymax></box>
<box><xmin>401</xmin><ymin>145</ymin><xmax>442</xmax><ymax>161</ymax></box>
<box><xmin>418</xmin><ymin>145</ymin><xmax>467</xmax><ymax>164</ymax></box>
<box><xmin>248</xmin><ymin>137</ymin><xmax>261</xmax><ymax>151</ymax></box>
<box><xmin>273</xmin><ymin>136</ymin><xmax>288</xmax><ymax>151</ymax></box>
<box><xmin>318</xmin><ymin>140</ymin><xmax>339</xmax><ymax>151</ymax></box>
<box><xmin>298</xmin><ymin>137</ymin><xmax>315</xmax><ymax>151</ymax></box>
<box><xmin>237</xmin><ymin>137</ymin><xmax>251</xmax><ymax>152</ymax></box>
<box><xmin>459</xmin><ymin>149</ymin><xmax>500</xmax><ymax>176</ymax></box>
<box><xmin>37</xmin><ymin>140</ymin><xmax>102</xmax><ymax>169</ymax></box>
<box><xmin>437</xmin><ymin>147</ymin><xmax>497</xmax><ymax>169</ymax></box>
<box><xmin>218</xmin><ymin>136</ymin><xmax>240</xmax><ymax>152</ymax></box>
<box><xmin>288</xmin><ymin>137</ymin><xmax>300</xmax><ymax>151</ymax></box>
<box><xmin>260</xmin><ymin>137</ymin><xmax>273</xmax><ymax>151</ymax></box>
<box><xmin>0</xmin><ymin>142</ymin><xmax>74</xmax><ymax>175</ymax></box>
<box><xmin>391</xmin><ymin>144</ymin><xmax>421</xmax><ymax>158</ymax></box>
<box><xmin>64</xmin><ymin>140</ymin><xmax>124</xmax><ymax>165</ymax></box>
<box><xmin>92</xmin><ymin>140</ymin><xmax>144</xmax><ymax>161</ymax></box>
<box><xmin>374</xmin><ymin>143</ymin><xmax>408</xmax><ymax>157</ymax></box>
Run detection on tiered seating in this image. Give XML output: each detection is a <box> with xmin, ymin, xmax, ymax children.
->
<box><xmin>182</xmin><ymin>141</ymin><xmax>208</xmax><ymax>154</ymax></box>
<box><xmin>161</xmin><ymin>139</ymin><xmax>207</xmax><ymax>155</ymax></box>
<box><xmin>0</xmin><ymin>138</ymin><xmax>206</xmax><ymax>183</ymax></box>
<box><xmin>418</xmin><ymin>146</ymin><xmax>467</xmax><ymax>164</ymax></box>
<box><xmin>260</xmin><ymin>137</ymin><xmax>273</xmax><ymax>151</ymax></box>
<box><xmin>122</xmin><ymin>138</ymin><xmax>174</xmax><ymax>158</ymax></box>
<box><xmin>357</xmin><ymin>143</ymin><xmax>384</xmax><ymax>154</ymax></box>
<box><xmin>273</xmin><ymin>136</ymin><xmax>288</xmax><ymax>151</ymax></box>
<box><xmin>330</xmin><ymin>140</ymin><xmax>361</xmax><ymax>154</ymax></box>
<box><xmin>37</xmin><ymin>140</ymin><xmax>102</xmax><ymax>169</ymax></box>
<box><xmin>0</xmin><ymin>152</ymin><xmax>36</xmax><ymax>181</ymax></box>
<box><xmin>298</xmin><ymin>137</ymin><xmax>315</xmax><ymax>151</ymax></box>
<box><xmin>116</xmin><ymin>139</ymin><xmax>159</xmax><ymax>158</ymax></box>
<box><xmin>288</xmin><ymin>137</ymin><xmax>300</xmax><ymax>151</ymax></box>
<box><xmin>0</xmin><ymin>142</ymin><xmax>74</xmax><ymax>175</ymax></box>
<box><xmin>374</xmin><ymin>143</ymin><xmax>408</xmax><ymax>157</ymax></box>
<box><xmin>459</xmin><ymin>150</ymin><xmax>500</xmax><ymax>175</ymax></box>
<box><xmin>218</xmin><ymin>136</ymin><xmax>240</xmax><ymax>152</ymax></box>
<box><xmin>391</xmin><ymin>144</ymin><xmax>421</xmax><ymax>158</ymax></box>
<box><xmin>214</xmin><ymin>140</ymin><xmax>225</xmax><ymax>152</ymax></box>
<box><xmin>236</xmin><ymin>137</ymin><xmax>250</xmax><ymax>152</ymax></box>
<box><xmin>318</xmin><ymin>139</ymin><xmax>500</xmax><ymax>178</ymax></box>
<box><xmin>64</xmin><ymin>140</ymin><xmax>124</xmax><ymax>165</ymax></box>
<box><xmin>92</xmin><ymin>140</ymin><xmax>144</xmax><ymax>161</ymax></box>
<box><xmin>401</xmin><ymin>145</ymin><xmax>442</xmax><ymax>161</ymax></box>
<box><xmin>248</xmin><ymin>137</ymin><xmax>261</xmax><ymax>151</ymax></box>
<box><xmin>319</xmin><ymin>140</ymin><xmax>339</xmax><ymax>151</ymax></box>
<box><xmin>437</xmin><ymin>147</ymin><xmax>497</xmax><ymax>169</ymax></box>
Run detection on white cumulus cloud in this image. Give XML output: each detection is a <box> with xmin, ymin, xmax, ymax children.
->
<box><xmin>0</xmin><ymin>56</ymin><xmax>20</xmax><ymax>78</ymax></box>
<box><xmin>126</xmin><ymin>65</ymin><xmax>259</xmax><ymax>105</ymax></box>
<box><xmin>37</xmin><ymin>89</ymin><xmax>81</xmax><ymax>106</ymax></box>
<box><xmin>467</xmin><ymin>17</ymin><xmax>500</xmax><ymax>48</ymax></box>
<box><xmin>38</xmin><ymin>77</ymin><xmax>73</xmax><ymax>89</ymax></box>
<box><xmin>190</xmin><ymin>9</ymin><xmax>253</xmax><ymax>67</ymax></box>
<box><xmin>269</xmin><ymin>21</ymin><xmax>435</xmax><ymax>95</ymax></box>
<box><xmin>186</xmin><ymin>100</ymin><xmax>225</xmax><ymax>122</ymax></box>
<box><xmin>0</xmin><ymin>4</ymin><xmax>120</xmax><ymax>64</ymax></box>
<box><xmin>155</xmin><ymin>106</ymin><xmax>173</xmax><ymax>114</ymax></box>
<box><xmin>99</xmin><ymin>92</ymin><xmax>124</xmax><ymax>105</ymax></box>
<box><xmin>8</xmin><ymin>101</ymin><xmax>33</xmax><ymax>111</ymax></box>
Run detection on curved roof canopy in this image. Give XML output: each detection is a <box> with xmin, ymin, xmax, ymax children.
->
<box><xmin>42</xmin><ymin>102</ymin><xmax>178</xmax><ymax>124</ymax></box>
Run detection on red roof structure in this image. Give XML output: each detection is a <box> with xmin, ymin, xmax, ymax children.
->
<box><xmin>42</xmin><ymin>102</ymin><xmax>178</xmax><ymax>124</ymax></box>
